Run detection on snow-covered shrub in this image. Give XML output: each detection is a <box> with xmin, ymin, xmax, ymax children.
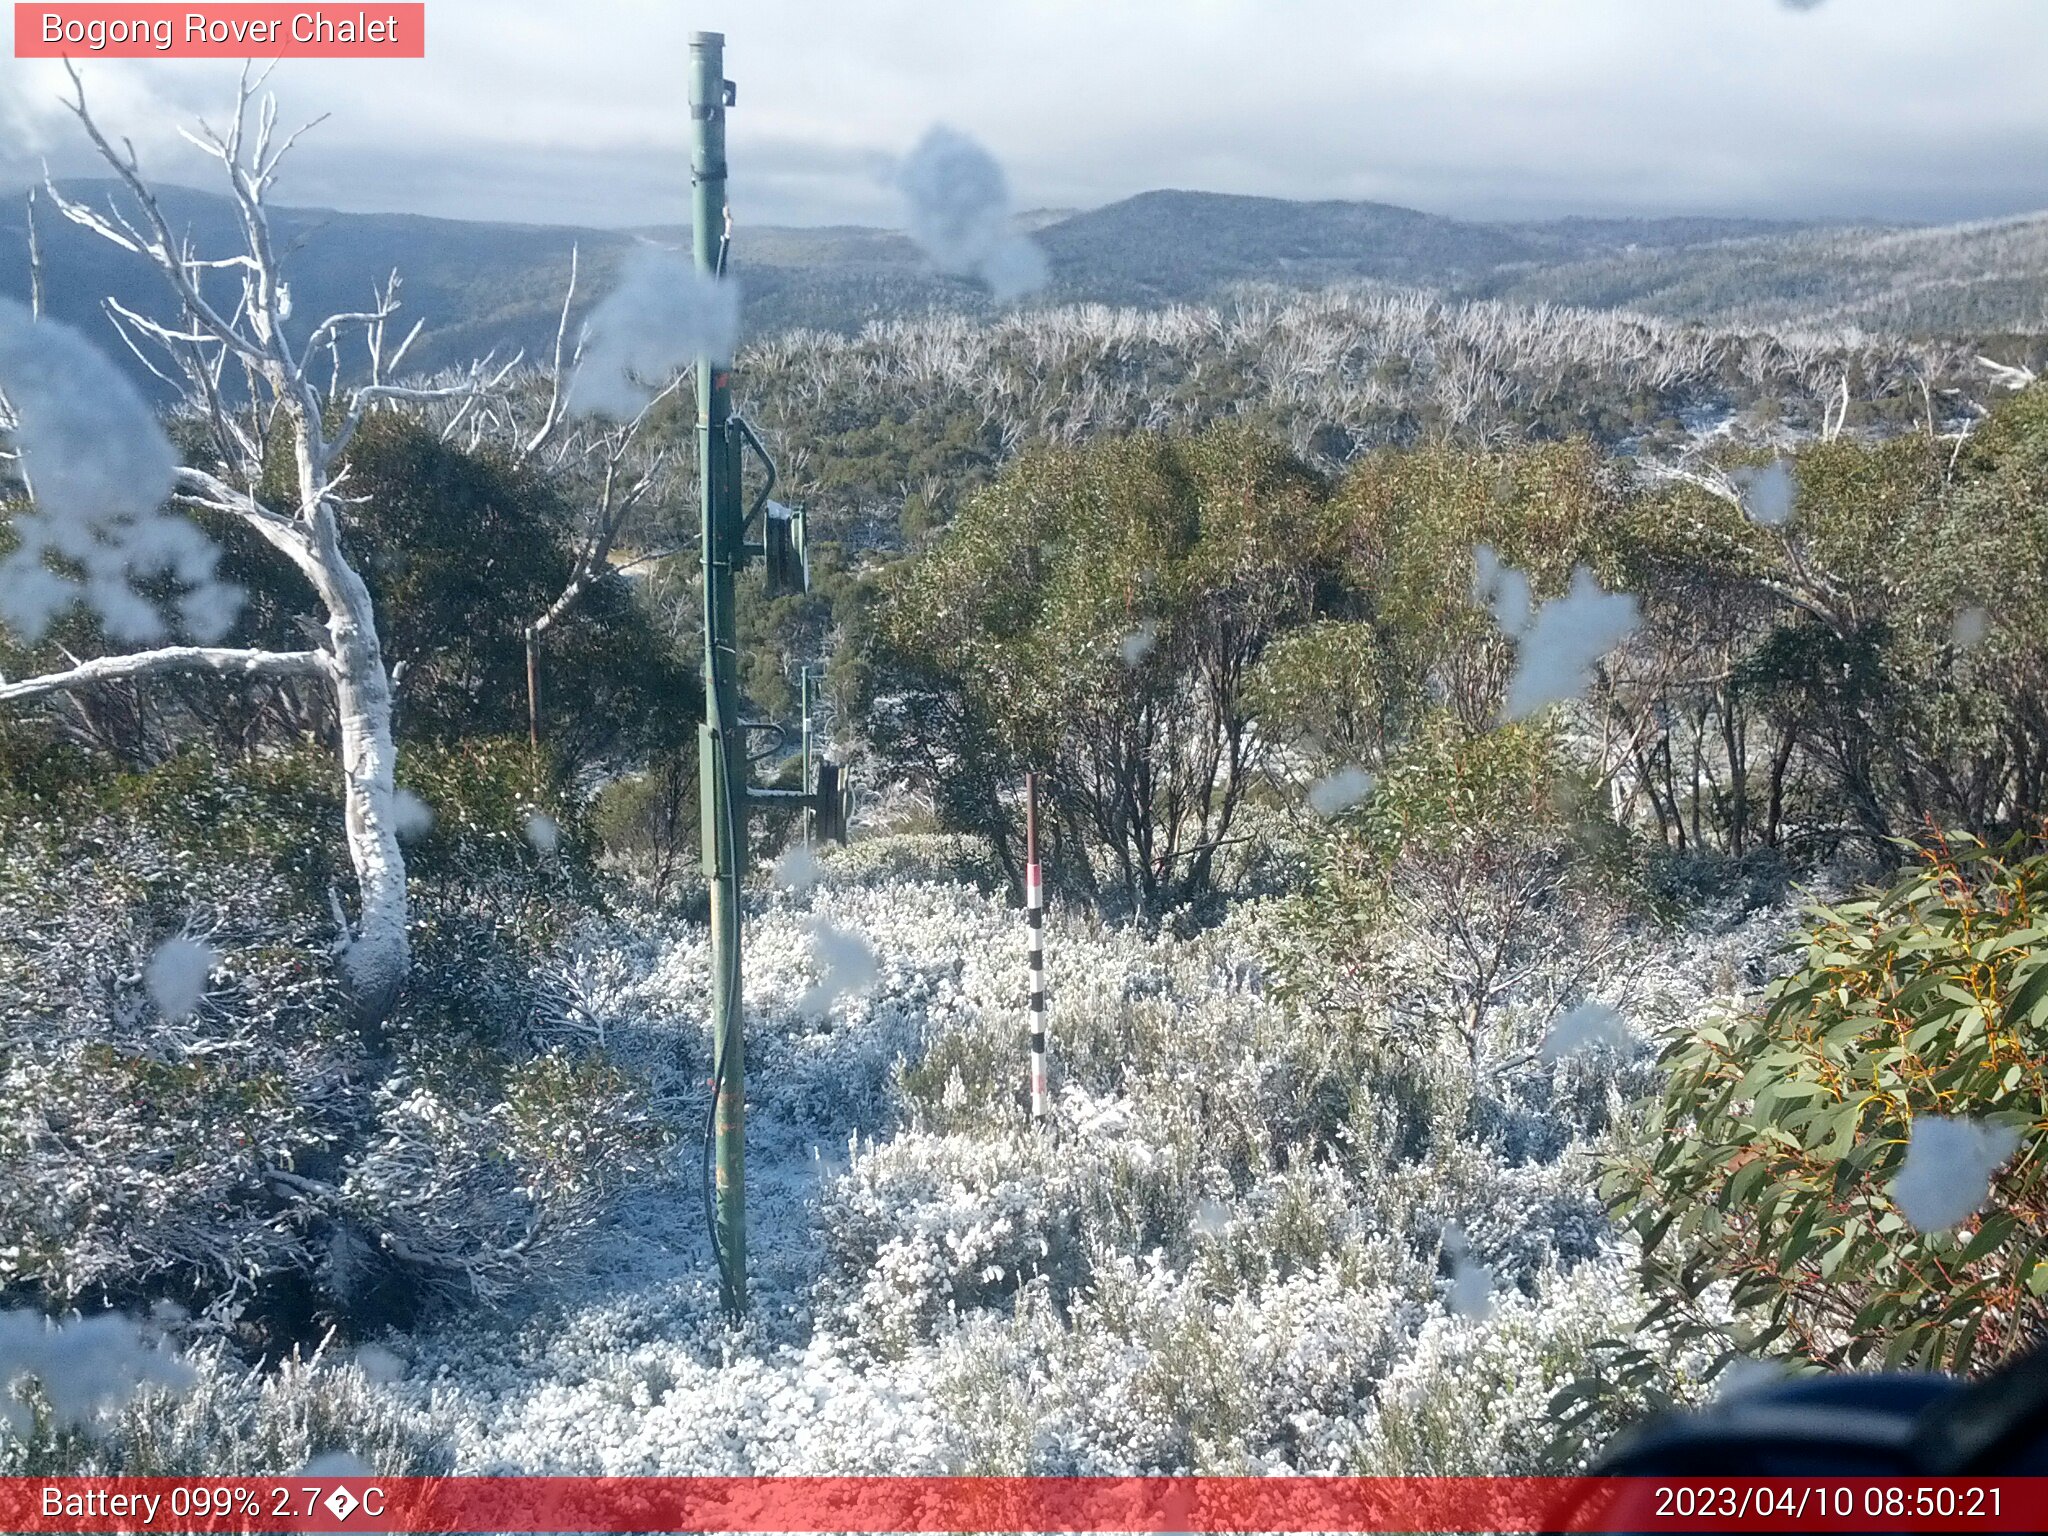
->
<box><xmin>931</xmin><ymin>1257</ymin><xmax>1424</xmax><ymax>1474</ymax></box>
<box><xmin>0</xmin><ymin>742</ymin><xmax>667</xmax><ymax>1341</ymax></box>
<box><xmin>1344</xmin><ymin>1249</ymin><xmax>1713</xmax><ymax>1475</ymax></box>
<box><xmin>0</xmin><ymin>1310</ymin><xmax>196</xmax><ymax>1459</ymax></box>
<box><xmin>99</xmin><ymin>854</ymin><xmax>1776</xmax><ymax>1481</ymax></box>
<box><xmin>780</xmin><ymin>863</ymin><xmax>1750</xmax><ymax>1470</ymax></box>
<box><xmin>339</xmin><ymin>1052</ymin><xmax>667</xmax><ymax>1308</ymax></box>
<box><xmin>810</xmin><ymin>833</ymin><xmax>1006</xmax><ymax>894</ymax></box>
<box><xmin>2</xmin><ymin>1332</ymin><xmax>448</xmax><ymax>1476</ymax></box>
<box><xmin>0</xmin><ymin>752</ymin><xmax>352</xmax><ymax>1313</ymax></box>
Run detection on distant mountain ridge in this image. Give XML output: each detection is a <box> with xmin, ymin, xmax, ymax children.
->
<box><xmin>2</xmin><ymin>181</ymin><xmax>2041</xmax><ymax>392</ymax></box>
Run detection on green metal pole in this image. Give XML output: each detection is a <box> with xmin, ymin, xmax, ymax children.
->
<box><xmin>691</xmin><ymin>29</ymin><xmax>747</xmax><ymax>1315</ymax></box>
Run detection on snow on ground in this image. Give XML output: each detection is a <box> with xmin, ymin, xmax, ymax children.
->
<box><xmin>0</xmin><ymin>843</ymin><xmax>1782</xmax><ymax>1475</ymax></box>
<box><xmin>304</xmin><ymin>848</ymin><xmax>1793</xmax><ymax>1476</ymax></box>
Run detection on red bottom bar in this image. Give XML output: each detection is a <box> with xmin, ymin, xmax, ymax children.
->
<box><xmin>6</xmin><ymin>1475</ymin><xmax>2047</xmax><ymax>1533</ymax></box>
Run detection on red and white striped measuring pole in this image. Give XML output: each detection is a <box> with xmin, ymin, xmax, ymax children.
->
<box><xmin>1025</xmin><ymin>771</ymin><xmax>1049</xmax><ymax>1122</ymax></box>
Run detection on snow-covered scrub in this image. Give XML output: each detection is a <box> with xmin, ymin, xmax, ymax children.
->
<box><xmin>740</xmin><ymin>286</ymin><xmax>1971</xmax><ymax>507</ymax></box>
<box><xmin>0</xmin><ymin>746</ymin><xmax>663</xmax><ymax>1339</ymax></box>
<box><xmin>0</xmin><ymin>1330</ymin><xmax>446</xmax><ymax>1477</ymax></box>
<box><xmin>24</xmin><ymin>838</ymin><xmax>1793</xmax><ymax>1477</ymax></box>
<box><xmin>0</xmin><ymin>1312</ymin><xmax>194</xmax><ymax>1446</ymax></box>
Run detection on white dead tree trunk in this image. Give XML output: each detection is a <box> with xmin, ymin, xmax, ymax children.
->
<box><xmin>4</xmin><ymin>67</ymin><xmax>509</xmax><ymax>1025</ymax></box>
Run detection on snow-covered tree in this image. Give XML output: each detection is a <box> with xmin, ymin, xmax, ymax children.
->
<box><xmin>0</xmin><ymin>68</ymin><xmax>508</xmax><ymax>1024</ymax></box>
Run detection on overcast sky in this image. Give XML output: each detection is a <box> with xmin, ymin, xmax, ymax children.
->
<box><xmin>4</xmin><ymin>0</ymin><xmax>2045</xmax><ymax>230</ymax></box>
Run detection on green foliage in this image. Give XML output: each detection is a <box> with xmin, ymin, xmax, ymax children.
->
<box><xmin>1582</xmin><ymin>830</ymin><xmax>2048</xmax><ymax>1429</ymax></box>
<box><xmin>589</xmin><ymin>745</ymin><xmax>699</xmax><ymax>903</ymax></box>
<box><xmin>1326</xmin><ymin>439</ymin><xmax>1623</xmax><ymax>737</ymax></box>
<box><xmin>396</xmin><ymin>737</ymin><xmax>588</xmax><ymax>890</ymax></box>
<box><xmin>1268</xmin><ymin>716</ymin><xmax>1641</xmax><ymax>1111</ymax></box>
<box><xmin>218</xmin><ymin>413</ymin><xmax>696</xmax><ymax>776</ymax></box>
<box><xmin>1246</xmin><ymin>620</ymin><xmax>1397</xmax><ymax>763</ymax></box>
<box><xmin>1614</xmin><ymin>390</ymin><xmax>2048</xmax><ymax>856</ymax></box>
<box><xmin>870</xmin><ymin>425</ymin><xmax>1335</xmax><ymax>916</ymax></box>
<box><xmin>1348</xmin><ymin>715</ymin><xmax>1618</xmax><ymax>863</ymax></box>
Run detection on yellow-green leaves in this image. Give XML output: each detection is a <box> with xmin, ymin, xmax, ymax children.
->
<box><xmin>1613</xmin><ymin>829</ymin><xmax>2048</xmax><ymax>1377</ymax></box>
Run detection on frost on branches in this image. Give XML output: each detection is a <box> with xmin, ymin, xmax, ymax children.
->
<box><xmin>25</xmin><ymin>852</ymin><xmax>1780</xmax><ymax>1477</ymax></box>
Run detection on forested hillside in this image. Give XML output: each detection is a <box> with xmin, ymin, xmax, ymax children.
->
<box><xmin>7</xmin><ymin>182</ymin><xmax>2047</xmax><ymax>393</ymax></box>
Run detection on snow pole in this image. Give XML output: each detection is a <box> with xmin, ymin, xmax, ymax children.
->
<box><xmin>800</xmin><ymin>666</ymin><xmax>814</xmax><ymax>850</ymax></box>
<box><xmin>1026</xmin><ymin>772</ymin><xmax>1049</xmax><ymax>1122</ymax></box>
<box><xmin>692</xmin><ymin>29</ymin><xmax>748</xmax><ymax>1316</ymax></box>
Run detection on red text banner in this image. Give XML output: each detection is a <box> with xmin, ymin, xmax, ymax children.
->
<box><xmin>5</xmin><ymin>1475</ymin><xmax>2048</xmax><ymax>1533</ymax></box>
<box><xmin>15</xmin><ymin>5</ymin><xmax>425</xmax><ymax>58</ymax></box>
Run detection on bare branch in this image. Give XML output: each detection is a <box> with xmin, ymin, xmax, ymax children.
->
<box><xmin>24</xmin><ymin>188</ymin><xmax>44</xmax><ymax>319</ymax></box>
<box><xmin>0</xmin><ymin>647</ymin><xmax>331</xmax><ymax>705</ymax></box>
<box><xmin>49</xmin><ymin>64</ymin><xmax>266</xmax><ymax>367</ymax></box>
<box><xmin>331</xmin><ymin>354</ymin><xmax>520</xmax><ymax>461</ymax></box>
<box><xmin>517</xmin><ymin>246</ymin><xmax>581</xmax><ymax>463</ymax></box>
<box><xmin>1978</xmin><ymin>355</ymin><xmax>2039</xmax><ymax>392</ymax></box>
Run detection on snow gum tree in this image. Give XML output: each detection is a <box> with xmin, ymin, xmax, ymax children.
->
<box><xmin>1542</xmin><ymin>830</ymin><xmax>2048</xmax><ymax>1468</ymax></box>
<box><xmin>872</xmin><ymin>426</ymin><xmax>1337</xmax><ymax>918</ymax></box>
<box><xmin>0</xmin><ymin>69</ymin><xmax>509</xmax><ymax>1025</ymax></box>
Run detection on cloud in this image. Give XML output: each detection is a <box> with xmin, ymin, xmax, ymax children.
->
<box><xmin>565</xmin><ymin>247</ymin><xmax>738</xmax><ymax>418</ymax></box>
<box><xmin>15</xmin><ymin>5</ymin><xmax>2048</xmax><ymax>229</ymax></box>
<box><xmin>895</xmin><ymin>125</ymin><xmax>1048</xmax><ymax>301</ymax></box>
